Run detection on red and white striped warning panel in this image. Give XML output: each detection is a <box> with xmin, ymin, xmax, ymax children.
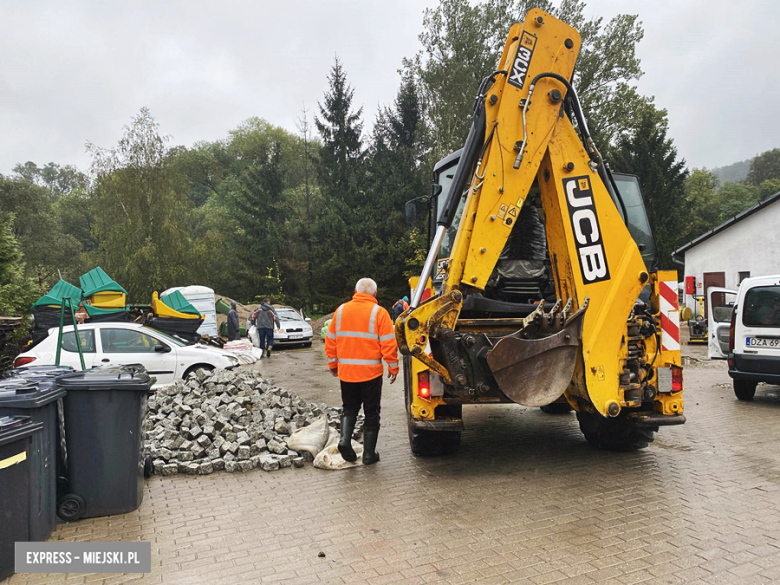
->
<box><xmin>659</xmin><ymin>280</ymin><xmax>680</xmax><ymax>352</ymax></box>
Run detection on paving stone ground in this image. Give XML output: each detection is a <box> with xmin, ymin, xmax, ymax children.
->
<box><xmin>7</xmin><ymin>341</ymin><xmax>780</xmax><ymax>585</ymax></box>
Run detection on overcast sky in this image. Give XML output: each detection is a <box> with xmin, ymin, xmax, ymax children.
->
<box><xmin>1</xmin><ymin>0</ymin><xmax>777</xmax><ymax>175</ymax></box>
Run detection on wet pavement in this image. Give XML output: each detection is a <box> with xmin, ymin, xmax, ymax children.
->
<box><xmin>8</xmin><ymin>340</ymin><xmax>780</xmax><ymax>584</ymax></box>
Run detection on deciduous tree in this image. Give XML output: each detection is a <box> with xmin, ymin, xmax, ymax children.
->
<box><xmin>745</xmin><ymin>148</ymin><xmax>780</xmax><ymax>186</ymax></box>
<box><xmin>87</xmin><ymin>108</ymin><xmax>196</xmax><ymax>301</ymax></box>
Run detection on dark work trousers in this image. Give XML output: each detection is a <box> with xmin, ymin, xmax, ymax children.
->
<box><xmin>257</xmin><ymin>328</ymin><xmax>274</xmax><ymax>350</ymax></box>
<box><xmin>340</xmin><ymin>375</ymin><xmax>382</xmax><ymax>429</ymax></box>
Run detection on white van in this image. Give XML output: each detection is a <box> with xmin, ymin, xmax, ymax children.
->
<box><xmin>726</xmin><ymin>274</ymin><xmax>780</xmax><ymax>400</ymax></box>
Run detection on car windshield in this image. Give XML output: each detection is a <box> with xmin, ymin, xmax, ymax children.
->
<box><xmin>277</xmin><ymin>309</ymin><xmax>302</xmax><ymax>322</ymax></box>
<box><xmin>143</xmin><ymin>327</ymin><xmax>188</xmax><ymax>347</ymax></box>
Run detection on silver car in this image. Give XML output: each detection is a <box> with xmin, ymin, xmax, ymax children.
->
<box><xmin>272</xmin><ymin>306</ymin><xmax>313</xmax><ymax>347</ymax></box>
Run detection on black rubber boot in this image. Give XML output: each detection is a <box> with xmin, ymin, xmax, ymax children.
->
<box><xmin>266</xmin><ymin>347</ymin><xmax>272</xmax><ymax>358</ymax></box>
<box><xmin>362</xmin><ymin>428</ymin><xmax>380</xmax><ymax>465</ymax></box>
<box><xmin>338</xmin><ymin>415</ymin><xmax>357</xmax><ymax>462</ymax></box>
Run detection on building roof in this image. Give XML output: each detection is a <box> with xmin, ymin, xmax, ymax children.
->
<box><xmin>673</xmin><ymin>190</ymin><xmax>780</xmax><ymax>258</ymax></box>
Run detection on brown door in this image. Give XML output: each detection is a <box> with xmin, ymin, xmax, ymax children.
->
<box><xmin>702</xmin><ymin>272</ymin><xmax>725</xmax><ymax>318</ymax></box>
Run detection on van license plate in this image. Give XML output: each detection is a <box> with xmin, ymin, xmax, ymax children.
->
<box><xmin>289</xmin><ymin>334</ymin><xmax>303</xmax><ymax>339</ymax></box>
<box><xmin>746</xmin><ymin>337</ymin><xmax>780</xmax><ymax>348</ymax></box>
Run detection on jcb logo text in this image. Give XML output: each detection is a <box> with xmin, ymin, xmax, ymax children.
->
<box><xmin>564</xmin><ymin>176</ymin><xmax>610</xmax><ymax>284</ymax></box>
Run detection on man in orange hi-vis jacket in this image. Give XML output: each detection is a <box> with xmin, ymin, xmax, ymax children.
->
<box><xmin>325</xmin><ymin>278</ymin><xmax>399</xmax><ymax>465</ymax></box>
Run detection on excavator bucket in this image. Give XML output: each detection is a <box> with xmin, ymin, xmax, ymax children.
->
<box><xmin>485</xmin><ymin>299</ymin><xmax>588</xmax><ymax>407</ymax></box>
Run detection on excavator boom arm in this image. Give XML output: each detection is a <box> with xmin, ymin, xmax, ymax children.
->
<box><xmin>397</xmin><ymin>9</ymin><xmax>684</xmax><ymax>421</ymax></box>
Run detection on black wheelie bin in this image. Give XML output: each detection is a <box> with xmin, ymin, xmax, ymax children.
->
<box><xmin>0</xmin><ymin>415</ymin><xmax>43</xmax><ymax>581</ymax></box>
<box><xmin>55</xmin><ymin>365</ymin><xmax>152</xmax><ymax>521</ymax></box>
<box><xmin>0</xmin><ymin>370</ymin><xmax>69</xmax><ymax>542</ymax></box>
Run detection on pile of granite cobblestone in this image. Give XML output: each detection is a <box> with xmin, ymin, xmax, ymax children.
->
<box><xmin>143</xmin><ymin>368</ymin><xmax>350</xmax><ymax>475</ymax></box>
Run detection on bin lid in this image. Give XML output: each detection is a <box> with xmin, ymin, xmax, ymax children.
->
<box><xmin>0</xmin><ymin>378</ymin><xmax>66</xmax><ymax>407</ymax></box>
<box><xmin>56</xmin><ymin>365</ymin><xmax>152</xmax><ymax>392</ymax></box>
<box><xmin>32</xmin><ymin>279</ymin><xmax>83</xmax><ymax>308</ymax></box>
<box><xmin>5</xmin><ymin>365</ymin><xmax>75</xmax><ymax>376</ymax></box>
<box><xmin>79</xmin><ymin>267</ymin><xmax>127</xmax><ymax>297</ymax></box>
<box><xmin>160</xmin><ymin>290</ymin><xmax>201</xmax><ymax>316</ymax></box>
<box><xmin>0</xmin><ymin>415</ymin><xmax>43</xmax><ymax>446</ymax></box>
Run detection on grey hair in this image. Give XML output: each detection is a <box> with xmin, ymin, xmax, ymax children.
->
<box><xmin>355</xmin><ymin>278</ymin><xmax>378</xmax><ymax>296</ymax></box>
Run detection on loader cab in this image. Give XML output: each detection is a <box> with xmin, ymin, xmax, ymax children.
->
<box><xmin>610</xmin><ymin>173</ymin><xmax>660</xmax><ymax>272</ymax></box>
<box><xmin>427</xmin><ymin>152</ymin><xmax>661</xmax><ymax>287</ymax></box>
<box><xmin>432</xmin><ymin>149</ymin><xmax>464</xmax><ymax>286</ymax></box>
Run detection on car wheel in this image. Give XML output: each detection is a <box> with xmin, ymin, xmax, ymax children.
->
<box><xmin>734</xmin><ymin>379</ymin><xmax>757</xmax><ymax>401</ymax></box>
<box><xmin>182</xmin><ymin>364</ymin><xmax>214</xmax><ymax>381</ymax></box>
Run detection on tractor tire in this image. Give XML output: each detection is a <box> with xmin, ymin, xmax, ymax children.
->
<box><xmin>576</xmin><ymin>412</ymin><xmax>657</xmax><ymax>451</ymax></box>
<box><xmin>540</xmin><ymin>402</ymin><xmax>574</xmax><ymax>414</ymax></box>
<box><xmin>403</xmin><ymin>355</ymin><xmax>462</xmax><ymax>456</ymax></box>
<box><xmin>408</xmin><ymin>428</ymin><xmax>461</xmax><ymax>456</ymax></box>
<box><xmin>734</xmin><ymin>380</ymin><xmax>757</xmax><ymax>401</ymax></box>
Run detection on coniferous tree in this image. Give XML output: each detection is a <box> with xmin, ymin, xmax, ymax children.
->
<box><xmin>612</xmin><ymin>106</ymin><xmax>688</xmax><ymax>269</ymax></box>
<box><xmin>365</xmin><ymin>73</ymin><xmax>428</xmax><ymax>305</ymax></box>
<box><xmin>0</xmin><ymin>211</ymin><xmax>40</xmax><ymax>316</ymax></box>
<box><xmin>313</xmin><ymin>57</ymin><xmax>367</xmax><ymax>307</ymax></box>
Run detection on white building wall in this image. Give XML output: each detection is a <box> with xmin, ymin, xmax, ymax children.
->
<box><xmin>683</xmin><ymin>199</ymin><xmax>780</xmax><ymax>312</ymax></box>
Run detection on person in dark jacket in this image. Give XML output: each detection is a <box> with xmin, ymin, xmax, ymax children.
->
<box><xmin>392</xmin><ymin>296</ymin><xmax>409</xmax><ymax>321</ymax></box>
<box><xmin>252</xmin><ymin>297</ymin><xmax>280</xmax><ymax>358</ymax></box>
<box><xmin>227</xmin><ymin>301</ymin><xmax>240</xmax><ymax>341</ymax></box>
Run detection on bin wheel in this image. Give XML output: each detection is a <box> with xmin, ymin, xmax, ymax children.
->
<box><xmin>144</xmin><ymin>455</ymin><xmax>153</xmax><ymax>478</ymax></box>
<box><xmin>57</xmin><ymin>494</ymin><xmax>86</xmax><ymax>522</ymax></box>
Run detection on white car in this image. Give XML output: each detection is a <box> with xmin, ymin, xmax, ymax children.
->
<box><xmin>13</xmin><ymin>322</ymin><xmax>240</xmax><ymax>388</ymax></box>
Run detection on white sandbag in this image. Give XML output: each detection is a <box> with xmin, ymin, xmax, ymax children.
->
<box><xmin>248</xmin><ymin>325</ymin><xmax>259</xmax><ymax>347</ymax></box>
<box><xmin>323</xmin><ymin>426</ymin><xmax>339</xmax><ymax>450</ymax></box>
<box><xmin>287</xmin><ymin>416</ymin><xmax>330</xmax><ymax>456</ymax></box>
<box><xmin>313</xmin><ymin>441</ymin><xmax>363</xmax><ymax>470</ymax></box>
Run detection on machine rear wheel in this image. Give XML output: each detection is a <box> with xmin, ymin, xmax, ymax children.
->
<box><xmin>540</xmin><ymin>402</ymin><xmax>574</xmax><ymax>414</ymax></box>
<box><xmin>408</xmin><ymin>428</ymin><xmax>461</xmax><ymax>456</ymax></box>
<box><xmin>576</xmin><ymin>412</ymin><xmax>657</xmax><ymax>451</ymax></box>
<box><xmin>403</xmin><ymin>356</ymin><xmax>461</xmax><ymax>455</ymax></box>
<box><xmin>734</xmin><ymin>380</ymin><xmax>757</xmax><ymax>401</ymax></box>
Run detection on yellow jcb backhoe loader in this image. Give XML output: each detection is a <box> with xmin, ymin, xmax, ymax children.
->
<box><xmin>396</xmin><ymin>9</ymin><xmax>684</xmax><ymax>454</ymax></box>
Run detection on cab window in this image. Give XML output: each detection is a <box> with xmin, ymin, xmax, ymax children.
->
<box><xmin>742</xmin><ymin>286</ymin><xmax>780</xmax><ymax>327</ymax></box>
<box><xmin>61</xmin><ymin>330</ymin><xmax>96</xmax><ymax>353</ymax></box>
<box><xmin>100</xmin><ymin>329</ymin><xmax>165</xmax><ymax>353</ymax></box>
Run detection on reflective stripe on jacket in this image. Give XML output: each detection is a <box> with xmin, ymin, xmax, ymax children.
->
<box><xmin>325</xmin><ymin>292</ymin><xmax>399</xmax><ymax>383</ymax></box>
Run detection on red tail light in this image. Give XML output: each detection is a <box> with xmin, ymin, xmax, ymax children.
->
<box><xmin>671</xmin><ymin>366</ymin><xmax>683</xmax><ymax>392</ymax></box>
<box><xmin>13</xmin><ymin>356</ymin><xmax>36</xmax><ymax>368</ymax></box>
<box><xmin>417</xmin><ymin>371</ymin><xmax>431</xmax><ymax>399</ymax></box>
<box><xmin>728</xmin><ymin>306</ymin><xmax>737</xmax><ymax>352</ymax></box>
